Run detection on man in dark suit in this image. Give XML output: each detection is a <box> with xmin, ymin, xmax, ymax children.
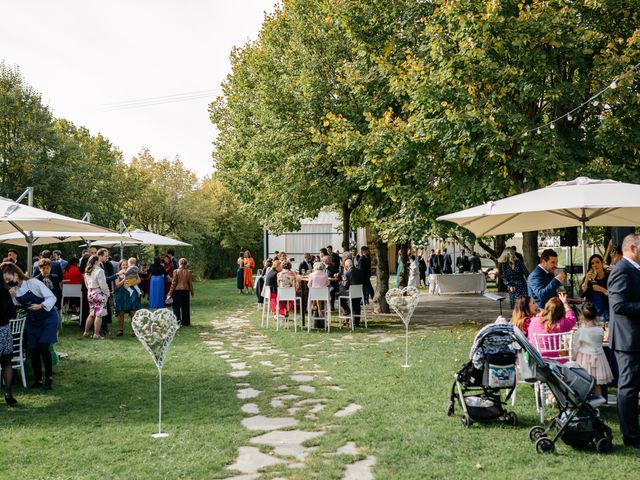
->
<box><xmin>469</xmin><ymin>251</ymin><xmax>482</xmax><ymax>273</ymax></box>
<box><xmin>526</xmin><ymin>248</ymin><xmax>566</xmax><ymax>309</ymax></box>
<box><xmin>442</xmin><ymin>248</ymin><xmax>453</xmax><ymax>274</ymax></box>
<box><xmin>608</xmin><ymin>233</ymin><xmax>640</xmax><ymax>448</ymax></box>
<box><xmin>323</xmin><ymin>255</ymin><xmax>340</xmax><ymax>310</ymax></box>
<box><xmin>339</xmin><ymin>259</ymin><xmax>364</xmax><ymax>327</ymax></box>
<box><xmin>327</xmin><ymin>245</ymin><xmax>341</xmax><ymax>270</ymax></box>
<box><xmin>298</xmin><ymin>253</ymin><xmax>314</xmax><ymax>274</ymax></box>
<box><xmin>455</xmin><ymin>250</ymin><xmax>470</xmax><ymax>273</ymax></box>
<box><xmin>429</xmin><ymin>249</ymin><xmax>443</xmax><ymax>274</ymax></box>
<box><xmin>358</xmin><ymin>246</ymin><xmax>374</xmax><ymax>304</ymax></box>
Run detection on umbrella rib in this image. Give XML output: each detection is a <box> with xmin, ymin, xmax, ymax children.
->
<box><xmin>474</xmin><ymin>212</ymin><xmax>522</xmax><ymax>237</ymax></box>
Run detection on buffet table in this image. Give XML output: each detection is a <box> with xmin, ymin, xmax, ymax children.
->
<box><xmin>429</xmin><ymin>273</ymin><xmax>486</xmax><ymax>295</ymax></box>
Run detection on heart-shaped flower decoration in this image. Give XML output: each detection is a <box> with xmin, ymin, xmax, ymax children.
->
<box><xmin>132</xmin><ymin>309</ymin><xmax>180</xmax><ymax>369</ymax></box>
<box><xmin>385</xmin><ymin>287</ymin><xmax>420</xmax><ymax>325</ymax></box>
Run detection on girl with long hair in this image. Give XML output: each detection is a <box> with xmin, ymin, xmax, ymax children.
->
<box><xmin>83</xmin><ymin>254</ymin><xmax>110</xmax><ymax>339</ymax></box>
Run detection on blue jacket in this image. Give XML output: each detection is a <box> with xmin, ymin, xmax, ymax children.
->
<box><xmin>527</xmin><ymin>265</ymin><xmax>561</xmax><ymax>309</ymax></box>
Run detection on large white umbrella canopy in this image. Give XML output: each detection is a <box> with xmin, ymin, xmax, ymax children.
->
<box><xmin>0</xmin><ymin>196</ymin><xmax>116</xmax><ymax>235</ymax></box>
<box><xmin>0</xmin><ymin>231</ymin><xmax>141</xmax><ymax>247</ymax></box>
<box><xmin>90</xmin><ymin>229</ymin><xmax>191</xmax><ymax>247</ymax></box>
<box><xmin>437</xmin><ymin>177</ymin><xmax>640</xmax><ymax>271</ymax></box>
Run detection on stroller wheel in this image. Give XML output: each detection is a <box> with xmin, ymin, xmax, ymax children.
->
<box><xmin>595</xmin><ymin>437</ymin><xmax>612</xmax><ymax>454</ymax></box>
<box><xmin>447</xmin><ymin>402</ymin><xmax>455</xmax><ymax>417</ymax></box>
<box><xmin>461</xmin><ymin>413</ymin><xmax>472</xmax><ymax>428</ymax></box>
<box><xmin>535</xmin><ymin>437</ymin><xmax>555</xmax><ymax>454</ymax></box>
<box><xmin>506</xmin><ymin>412</ymin><xmax>518</xmax><ymax>427</ymax></box>
<box><xmin>529</xmin><ymin>426</ymin><xmax>546</xmax><ymax>442</ymax></box>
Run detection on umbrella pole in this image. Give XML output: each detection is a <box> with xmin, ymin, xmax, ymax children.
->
<box><xmin>27</xmin><ymin>187</ymin><xmax>34</xmax><ymax>275</ymax></box>
<box><xmin>581</xmin><ymin>220</ymin><xmax>588</xmax><ymax>278</ymax></box>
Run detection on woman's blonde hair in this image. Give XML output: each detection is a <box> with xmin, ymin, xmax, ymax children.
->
<box><xmin>540</xmin><ymin>297</ymin><xmax>566</xmax><ymax>331</ymax></box>
<box><xmin>179</xmin><ymin>258</ymin><xmax>188</xmax><ymax>267</ymax></box>
<box><xmin>313</xmin><ymin>262</ymin><xmax>324</xmax><ymax>271</ymax></box>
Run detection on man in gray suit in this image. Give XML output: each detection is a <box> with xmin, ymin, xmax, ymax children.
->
<box><xmin>608</xmin><ymin>233</ymin><xmax>640</xmax><ymax>448</ymax></box>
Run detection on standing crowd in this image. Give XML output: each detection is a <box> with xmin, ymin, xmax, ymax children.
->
<box><xmin>0</xmin><ymin>247</ymin><xmax>193</xmax><ymax>406</ymax></box>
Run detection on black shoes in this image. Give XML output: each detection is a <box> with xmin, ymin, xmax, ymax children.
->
<box><xmin>4</xmin><ymin>393</ymin><xmax>17</xmax><ymax>405</ymax></box>
<box><xmin>30</xmin><ymin>381</ymin><xmax>43</xmax><ymax>389</ymax></box>
<box><xmin>43</xmin><ymin>378</ymin><xmax>53</xmax><ymax>390</ymax></box>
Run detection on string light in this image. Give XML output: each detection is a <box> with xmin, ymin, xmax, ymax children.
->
<box><xmin>522</xmin><ymin>62</ymin><xmax>640</xmax><ymax>137</ymax></box>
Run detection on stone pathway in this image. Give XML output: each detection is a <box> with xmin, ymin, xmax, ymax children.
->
<box><xmin>203</xmin><ymin>311</ymin><xmax>376</xmax><ymax>479</ymax></box>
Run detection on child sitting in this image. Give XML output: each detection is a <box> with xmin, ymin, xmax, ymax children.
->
<box><xmin>121</xmin><ymin>257</ymin><xmax>142</xmax><ymax>297</ymax></box>
<box><xmin>572</xmin><ymin>302</ymin><xmax>613</xmax><ymax>394</ymax></box>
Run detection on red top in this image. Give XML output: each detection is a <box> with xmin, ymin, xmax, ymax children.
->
<box><xmin>63</xmin><ymin>265</ymin><xmax>82</xmax><ymax>284</ymax></box>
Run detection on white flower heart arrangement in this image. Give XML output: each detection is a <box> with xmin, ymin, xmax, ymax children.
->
<box><xmin>131</xmin><ymin>308</ymin><xmax>180</xmax><ymax>437</ymax></box>
<box><xmin>385</xmin><ymin>287</ymin><xmax>420</xmax><ymax>368</ymax></box>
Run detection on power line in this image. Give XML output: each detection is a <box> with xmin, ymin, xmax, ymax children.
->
<box><xmin>95</xmin><ymin>89</ymin><xmax>223</xmax><ymax>111</ymax></box>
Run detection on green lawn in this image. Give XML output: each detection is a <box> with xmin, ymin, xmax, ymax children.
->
<box><xmin>2</xmin><ymin>279</ymin><xmax>640</xmax><ymax>479</ymax></box>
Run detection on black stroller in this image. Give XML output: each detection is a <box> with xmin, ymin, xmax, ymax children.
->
<box><xmin>448</xmin><ymin>323</ymin><xmax>519</xmax><ymax>427</ymax></box>
<box><xmin>513</xmin><ymin>326</ymin><xmax>613</xmax><ymax>453</ymax></box>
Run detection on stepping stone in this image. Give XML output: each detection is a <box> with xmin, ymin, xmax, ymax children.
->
<box><xmin>241</xmin><ymin>415</ymin><xmax>299</xmax><ymax>431</ymax></box>
<box><xmin>327</xmin><ymin>386</ymin><xmax>344</xmax><ymax>392</ymax></box>
<box><xmin>309</xmin><ymin>404</ymin><xmax>326</xmax><ymax>414</ymax></box>
<box><xmin>259</xmin><ymin>361</ymin><xmax>274</xmax><ymax>367</ymax></box>
<box><xmin>378</xmin><ymin>337</ymin><xmax>396</xmax><ymax>343</ymax></box>
<box><xmin>237</xmin><ymin>388</ymin><xmax>262</xmax><ymax>399</ymax></box>
<box><xmin>220</xmin><ymin>355</ymin><xmax>231</xmax><ymax>359</ymax></box>
<box><xmin>213</xmin><ymin>350</ymin><xmax>228</xmax><ymax>355</ymax></box>
<box><xmin>290</xmin><ymin>374</ymin><xmax>313</xmax><ymax>382</ymax></box>
<box><xmin>295</xmin><ymin>398</ymin><xmax>327</xmax><ymax>406</ymax></box>
<box><xmin>334</xmin><ymin>403</ymin><xmax>362</xmax><ymax>418</ymax></box>
<box><xmin>336</xmin><ymin>442</ymin><xmax>358</xmax><ymax>455</ymax></box>
<box><xmin>343</xmin><ymin>456</ymin><xmax>377</xmax><ymax>480</ymax></box>
<box><xmin>226</xmin><ymin>474</ymin><xmax>260</xmax><ymax>480</ymax></box>
<box><xmin>236</xmin><ymin>382</ymin><xmax>251</xmax><ymax>387</ymax></box>
<box><xmin>287</xmin><ymin>407</ymin><xmax>302</xmax><ymax>415</ymax></box>
<box><xmin>250</xmin><ymin>430</ymin><xmax>324</xmax><ymax>460</ymax></box>
<box><xmin>299</xmin><ymin>385</ymin><xmax>316</xmax><ymax>394</ymax></box>
<box><xmin>231</xmin><ymin>362</ymin><xmax>248</xmax><ymax>370</ymax></box>
<box><xmin>227</xmin><ymin>447</ymin><xmax>284</xmax><ymax>474</ymax></box>
<box><xmin>276</xmin><ymin>385</ymin><xmax>289</xmax><ymax>392</ymax></box>
<box><xmin>288</xmin><ymin>463</ymin><xmax>305</xmax><ymax>469</ymax></box>
<box><xmin>229</xmin><ymin>371</ymin><xmax>251</xmax><ymax>378</ymax></box>
<box><xmin>241</xmin><ymin>403</ymin><xmax>260</xmax><ymax>414</ymax></box>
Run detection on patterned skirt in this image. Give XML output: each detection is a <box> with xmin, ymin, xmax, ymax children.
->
<box><xmin>87</xmin><ymin>288</ymin><xmax>109</xmax><ymax>317</ymax></box>
<box><xmin>0</xmin><ymin>323</ymin><xmax>12</xmax><ymax>357</ymax></box>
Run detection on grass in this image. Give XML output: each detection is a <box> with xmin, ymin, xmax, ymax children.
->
<box><xmin>2</xmin><ymin>279</ymin><xmax>640</xmax><ymax>479</ymax></box>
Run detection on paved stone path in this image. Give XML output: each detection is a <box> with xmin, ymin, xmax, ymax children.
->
<box><xmin>203</xmin><ymin>310</ymin><xmax>376</xmax><ymax>479</ymax></box>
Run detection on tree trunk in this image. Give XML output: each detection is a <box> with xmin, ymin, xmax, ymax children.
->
<box><xmin>522</xmin><ymin>231</ymin><xmax>538</xmax><ymax>272</ymax></box>
<box><xmin>400</xmin><ymin>242</ymin><xmax>409</xmax><ymax>288</ymax></box>
<box><xmin>341</xmin><ymin>203</ymin><xmax>351</xmax><ymax>252</ymax></box>
<box><xmin>375</xmin><ymin>236</ymin><xmax>390</xmax><ymax>313</ymax></box>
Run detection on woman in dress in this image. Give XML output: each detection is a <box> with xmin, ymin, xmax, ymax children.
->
<box><xmin>2</xmin><ymin>262</ymin><xmax>58</xmax><ymax>389</ymax></box>
<box><xmin>407</xmin><ymin>255</ymin><xmax>420</xmax><ymax>288</ymax></box>
<box><xmin>148</xmin><ymin>256</ymin><xmax>167</xmax><ymax>309</ymax></box>
<box><xmin>499</xmin><ymin>248</ymin><xmax>529</xmax><ymax>309</ymax></box>
<box><xmin>114</xmin><ymin>259</ymin><xmax>141</xmax><ymax>336</ymax></box>
<box><xmin>236</xmin><ymin>252</ymin><xmax>245</xmax><ymax>294</ymax></box>
<box><xmin>276</xmin><ymin>260</ymin><xmax>298</xmax><ymax>317</ymax></box>
<box><xmin>579</xmin><ymin>254</ymin><xmax>609</xmax><ymax>321</ymax></box>
<box><xmin>0</xmin><ymin>270</ymin><xmax>17</xmax><ymax>404</ymax></box>
<box><xmin>83</xmin><ymin>255</ymin><xmax>110</xmax><ymax>339</ymax></box>
<box><xmin>162</xmin><ymin>255</ymin><xmax>174</xmax><ymax>297</ymax></box>
<box><xmin>168</xmin><ymin>258</ymin><xmax>194</xmax><ymax>326</ymax></box>
<box><xmin>243</xmin><ymin>250</ymin><xmax>255</xmax><ymax>294</ymax></box>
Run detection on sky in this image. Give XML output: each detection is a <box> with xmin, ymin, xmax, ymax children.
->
<box><xmin>0</xmin><ymin>0</ymin><xmax>277</xmax><ymax>177</ymax></box>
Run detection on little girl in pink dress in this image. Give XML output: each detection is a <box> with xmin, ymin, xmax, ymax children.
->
<box><xmin>572</xmin><ymin>302</ymin><xmax>613</xmax><ymax>394</ymax></box>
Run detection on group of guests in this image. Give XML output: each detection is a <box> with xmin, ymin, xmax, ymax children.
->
<box><xmin>256</xmin><ymin>245</ymin><xmax>374</xmax><ymax>328</ymax></box>
<box><xmin>236</xmin><ymin>250</ymin><xmax>256</xmax><ymax>294</ymax></box>
<box><xmin>0</xmin><ymin>247</ymin><xmax>194</xmax><ymax>405</ymax></box>
<box><xmin>508</xmin><ymin>239</ymin><xmax>640</xmax><ymax>449</ymax></box>
<box><xmin>401</xmin><ymin>248</ymin><xmax>484</xmax><ymax>289</ymax></box>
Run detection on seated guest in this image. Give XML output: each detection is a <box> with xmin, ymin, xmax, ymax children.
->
<box><xmin>256</xmin><ymin>259</ymin><xmax>272</xmax><ymax>305</ymax></box>
<box><xmin>265</xmin><ymin>259</ymin><xmax>282</xmax><ymax>315</ymax></box>
<box><xmin>528</xmin><ymin>292</ymin><xmax>577</xmax><ymax>362</ymax></box>
<box><xmin>510</xmin><ymin>295</ymin><xmax>537</xmax><ymax>338</ymax></box>
<box><xmin>298</xmin><ymin>253</ymin><xmax>314</xmax><ymax>274</ymax></box>
<box><xmin>63</xmin><ymin>257</ymin><xmax>82</xmax><ymax>284</ymax></box>
<box><xmin>527</xmin><ymin>248</ymin><xmax>566</xmax><ymax>309</ymax></box>
<box><xmin>339</xmin><ymin>259</ymin><xmax>364</xmax><ymax>327</ymax></box>
<box><xmin>323</xmin><ymin>255</ymin><xmax>340</xmax><ymax>311</ymax></box>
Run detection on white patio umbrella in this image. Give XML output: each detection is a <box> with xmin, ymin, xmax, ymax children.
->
<box><xmin>437</xmin><ymin>177</ymin><xmax>640</xmax><ymax>272</ymax></box>
<box><xmin>0</xmin><ymin>231</ymin><xmax>141</xmax><ymax>247</ymax></box>
<box><xmin>90</xmin><ymin>229</ymin><xmax>191</xmax><ymax>247</ymax></box>
<box><xmin>0</xmin><ymin>195</ymin><xmax>124</xmax><ymax>272</ymax></box>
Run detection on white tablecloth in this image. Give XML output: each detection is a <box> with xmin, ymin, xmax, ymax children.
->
<box><xmin>429</xmin><ymin>273</ymin><xmax>486</xmax><ymax>294</ymax></box>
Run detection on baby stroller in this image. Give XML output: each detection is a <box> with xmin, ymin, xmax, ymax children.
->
<box><xmin>513</xmin><ymin>326</ymin><xmax>613</xmax><ymax>454</ymax></box>
<box><xmin>448</xmin><ymin>323</ymin><xmax>519</xmax><ymax>427</ymax></box>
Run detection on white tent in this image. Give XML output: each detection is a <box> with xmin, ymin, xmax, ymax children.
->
<box><xmin>437</xmin><ymin>177</ymin><xmax>640</xmax><ymax>272</ymax></box>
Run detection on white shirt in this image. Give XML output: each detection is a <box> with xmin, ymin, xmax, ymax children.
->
<box><xmin>13</xmin><ymin>278</ymin><xmax>57</xmax><ymax>311</ymax></box>
<box><xmin>84</xmin><ymin>266</ymin><xmax>110</xmax><ymax>295</ymax></box>
<box><xmin>572</xmin><ymin>326</ymin><xmax>605</xmax><ymax>356</ymax></box>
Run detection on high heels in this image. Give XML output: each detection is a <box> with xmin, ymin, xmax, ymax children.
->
<box><xmin>4</xmin><ymin>393</ymin><xmax>17</xmax><ymax>405</ymax></box>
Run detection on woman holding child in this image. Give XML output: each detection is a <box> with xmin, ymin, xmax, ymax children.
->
<box><xmin>114</xmin><ymin>259</ymin><xmax>141</xmax><ymax>336</ymax></box>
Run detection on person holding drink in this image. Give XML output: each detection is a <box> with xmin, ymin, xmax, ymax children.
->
<box><xmin>527</xmin><ymin>249</ymin><xmax>566</xmax><ymax>310</ymax></box>
<box><xmin>579</xmin><ymin>254</ymin><xmax>609</xmax><ymax>321</ymax></box>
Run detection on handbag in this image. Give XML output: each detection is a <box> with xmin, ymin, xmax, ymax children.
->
<box><xmin>165</xmin><ymin>295</ymin><xmax>173</xmax><ymax>305</ymax></box>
